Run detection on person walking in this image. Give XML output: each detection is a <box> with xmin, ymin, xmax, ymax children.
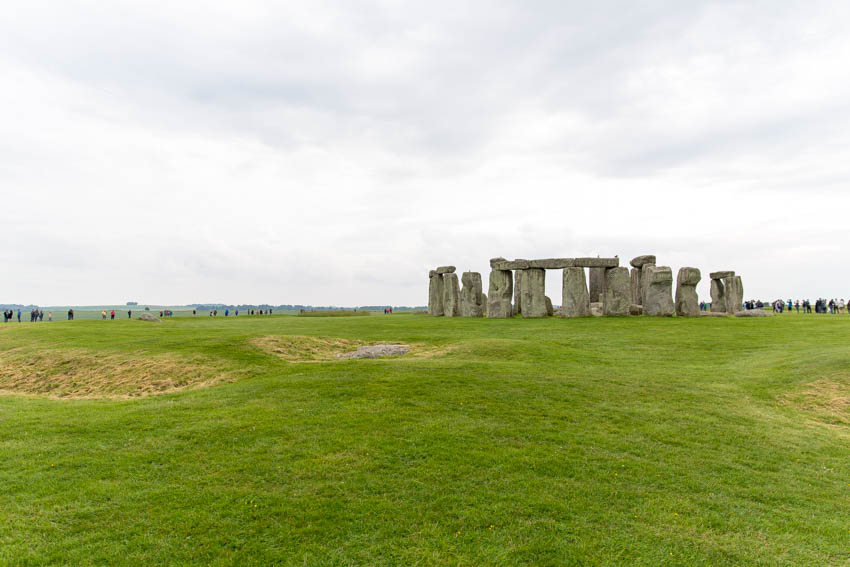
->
<box><xmin>101</xmin><ymin>310</ymin><xmax>107</xmax><ymax>320</ymax></box>
<box><xmin>128</xmin><ymin>309</ymin><xmax>132</xmax><ymax>318</ymax></box>
<box><xmin>48</xmin><ymin>311</ymin><xmax>52</xmax><ymax>321</ymax></box>
<box><xmin>110</xmin><ymin>310</ymin><xmax>115</xmax><ymax>320</ymax></box>
<box><xmin>17</xmin><ymin>309</ymin><xmax>22</xmax><ymax>322</ymax></box>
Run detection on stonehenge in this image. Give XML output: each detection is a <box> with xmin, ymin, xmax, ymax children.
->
<box><xmin>603</xmin><ymin>267</ymin><xmax>631</xmax><ymax>316</ymax></box>
<box><xmin>709</xmin><ymin>271</ymin><xmax>744</xmax><ymax>314</ymax></box>
<box><xmin>460</xmin><ymin>272</ymin><xmax>486</xmax><ymax>317</ymax></box>
<box><xmin>487</xmin><ymin>259</ymin><xmax>513</xmax><ymax>318</ymax></box>
<box><xmin>675</xmin><ymin>267</ymin><xmax>701</xmax><ymax>317</ymax></box>
<box><xmin>588</xmin><ymin>268</ymin><xmax>605</xmax><ymax>303</ymax></box>
<box><xmin>442</xmin><ymin>272</ymin><xmax>461</xmax><ymax>317</ymax></box>
<box><xmin>562</xmin><ymin>267</ymin><xmax>591</xmax><ymax>317</ymax></box>
<box><xmin>642</xmin><ymin>265</ymin><xmax>674</xmax><ymax>316</ymax></box>
<box><xmin>520</xmin><ymin>268</ymin><xmax>548</xmax><ymax>318</ymax></box>
<box><xmin>427</xmin><ymin>257</ymin><xmax>747</xmax><ymax>320</ymax></box>
<box><xmin>725</xmin><ymin>275</ymin><xmax>744</xmax><ymax>314</ymax></box>
<box><xmin>428</xmin><ymin>270</ymin><xmax>445</xmax><ymax>316</ymax></box>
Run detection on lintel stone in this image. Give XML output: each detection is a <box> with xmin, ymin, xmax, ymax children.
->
<box><xmin>435</xmin><ymin>266</ymin><xmax>456</xmax><ymax>274</ymax></box>
<box><xmin>709</xmin><ymin>270</ymin><xmax>734</xmax><ymax>280</ymax></box>
<box><xmin>630</xmin><ymin>255</ymin><xmax>656</xmax><ymax>268</ymax></box>
<box><xmin>493</xmin><ymin>259</ymin><xmax>530</xmax><ymax>270</ymax></box>
<box><xmin>528</xmin><ymin>258</ymin><xmax>575</xmax><ymax>269</ymax></box>
<box><xmin>573</xmin><ymin>257</ymin><xmax>619</xmax><ymax>268</ymax></box>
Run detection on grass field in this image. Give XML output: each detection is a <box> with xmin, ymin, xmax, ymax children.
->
<box><xmin>0</xmin><ymin>313</ymin><xmax>849</xmax><ymax>565</ymax></box>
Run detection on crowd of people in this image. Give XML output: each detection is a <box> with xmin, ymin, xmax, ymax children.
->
<box><xmin>770</xmin><ymin>298</ymin><xmax>846</xmax><ymax>314</ymax></box>
<box><xmin>3</xmin><ymin>309</ymin><xmax>53</xmax><ymax>322</ymax></box>
<box><xmin>3</xmin><ymin>306</ymin><xmax>281</xmax><ymax>322</ymax></box>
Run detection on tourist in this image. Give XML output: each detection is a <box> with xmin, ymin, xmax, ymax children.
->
<box><xmin>68</xmin><ymin>308</ymin><xmax>74</xmax><ymax>320</ymax></box>
<box><xmin>193</xmin><ymin>309</ymin><xmax>196</xmax><ymax>316</ymax></box>
<box><xmin>840</xmin><ymin>299</ymin><xmax>846</xmax><ymax>314</ymax></box>
<box><xmin>38</xmin><ymin>310</ymin><xmax>43</xmax><ymax>322</ymax></box>
<box><xmin>17</xmin><ymin>309</ymin><xmax>22</xmax><ymax>322</ymax></box>
<box><xmin>48</xmin><ymin>312</ymin><xmax>52</xmax><ymax>322</ymax></box>
<box><xmin>110</xmin><ymin>310</ymin><xmax>115</xmax><ymax>320</ymax></box>
<box><xmin>128</xmin><ymin>310</ymin><xmax>132</xmax><ymax>318</ymax></box>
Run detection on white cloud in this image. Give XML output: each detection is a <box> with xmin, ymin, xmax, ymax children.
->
<box><xmin>2</xmin><ymin>1</ymin><xmax>850</xmax><ymax>305</ymax></box>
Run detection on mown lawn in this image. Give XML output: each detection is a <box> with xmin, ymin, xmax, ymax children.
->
<box><xmin>0</xmin><ymin>313</ymin><xmax>848</xmax><ymax>566</ymax></box>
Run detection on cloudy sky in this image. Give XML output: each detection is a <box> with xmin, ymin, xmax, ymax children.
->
<box><xmin>2</xmin><ymin>1</ymin><xmax>849</xmax><ymax>306</ymax></box>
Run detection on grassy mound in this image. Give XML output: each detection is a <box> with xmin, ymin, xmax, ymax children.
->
<box><xmin>0</xmin><ymin>347</ymin><xmax>240</xmax><ymax>398</ymax></box>
<box><xmin>0</xmin><ymin>314</ymin><xmax>849</xmax><ymax>565</ymax></box>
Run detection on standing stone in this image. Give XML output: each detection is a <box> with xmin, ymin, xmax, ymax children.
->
<box><xmin>562</xmin><ymin>267</ymin><xmax>591</xmax><ymax>317</ymax></box>
<box><xmin>513</xmin><ymin>270</ymin><xmax>524</xmax><ymax>315</ymax></box>
<box><xmin>724</xmin><ymin>275</ymin><xmax>744</xmax><ymax>314</ymax></box>
<box><xmin>710</xmin><ymin>279</ymin><xmax>726</xmax><ymax>313</ymax></box>
<box><xmin>520</xmin><ymin>268</ymin><xmax>547</xmax><ymax>318</ymax></box>
<box><xmin>675</xmin><ymin>267</ymin><xmax>701</xmax><ymax>317</ymax></box>
<box><xmin>630</xmin><ymin>268</ymin><xmax>642</xmax><ymax>305</ymax></box>
<box><xmin>442</xmin><ymin>272</ymin><xmax>461</xmax><ymax>317</ymax></box>
<box><xmin>487</xmin><ymin>269</ymin><xmax>513</xmax><ymax>318</ymax></box>
<box><xmin>643</xmin><ymin>265</ymin><xmax>674</xmax><ymax>316</ymax></box>
<box><xmin>428</xmin><ymin>270</ymin><xmax>444</xmax><ymax>316</ymax></box>
<box><xmin>460</xmin><ymin>272</ymin><xmax>485</xmax><ymax>317</ymax></box>
<box><xmin>589</xmin><ymin>267</ymin><xmax>606</xmax><ymax>303</ymax></box>
<box><xmin>603</xmin><ymin>267</ymin><xmax>631</xmax><ymax>316</ymax></box>
<box><xmin>545</xmin><ymin>296</ymin><xmax>554</xmax><ymax>317</ymax></box>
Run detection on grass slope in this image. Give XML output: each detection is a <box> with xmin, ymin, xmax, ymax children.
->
<box><xmin>0</xmin><ymin>314</ymin><xmax>848</xmax><ymax>566</ymax></box>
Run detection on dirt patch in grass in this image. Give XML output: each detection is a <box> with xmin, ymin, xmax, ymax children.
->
<box><xmin>0</xmin><ymin>348</ymin><xmax>241</xmax><ymax>399</ymax></box>
<box><xmin>783</xmin><ymin>377</ymin><xmax>850</xmax><ymax>426</ymax></box>
<box><xmin>251</xmin><ymin>335</ymin><xmax>450</xmax><ymax>362</ymax></box>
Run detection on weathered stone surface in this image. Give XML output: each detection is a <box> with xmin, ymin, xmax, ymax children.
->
<box><xmin>590</xmin><ymin>302</ymin><xmax>604</xmax><ymax>317</ymax></box>
<box><xmin>701</xmin><ymin>311</ymin><xmax>729</xmax><ymax>317</ymax></box>
<box><xmin>481</xmin><ymin>293</ymin><xmax>487</xmax><ymax>315</ymax></box>
<box><xmin>643</xmin><ymin>265</ymin><xmax>674</xmax><ymax>316</ymax></box>
<box><xmin>442</xmin><ymin>273</ymin><xmax>460</xmax><ymax>317</ymax></box>
<box><xmin>435</xmin><ymin>266</ymin><xmax>456</xmax><ymax>274</ymax></box>
<box><xmin>630</xmin><ymin>255</ymin><xmax>656</xmax><ymax>268</ymax></box>
<box><xmin>735</xmin><ymin>308</ymin><xmax>773</xmax><ymax>317</ymax></box>
<box><xmin>520</xmin><ymin>268</ymin><xmax>547</xmax><ymax>318</ymax></box>
<box><xmin>494</xmin><ymin>259</ymin><xmax>530</xmax><ymax>270</ymax></box>
<box><xmin>487</xmin><ymin>269</ymin><xmax>513</xmax><ymax>318</ymax></box>
<box><xmin>710</xmin><ymin>279</ymin><xmax>726</xmax><ymax>313</ymax></box>
<box><xmin>460</xmin><ymin>272</ymin><xmax>485</xmax><ymax>317</ymax></box>
<box><xmin>603</xmin><ymin>267</ymin><xmax>631</xmax><ymax>316</ymax></box>
<box><xmin>545</xmin><ymin>296</ymin><xmax>554</xmax><ymax>316</ymax></box>
<box><xmin>675</xmin><ymin>267</ymin><xmax>701</xmax><ymax>317</ymax></box>
<box><xmin>489</xmin><ymin>257</ymin><xmax>506</xmax><ymax>269</ymax></box>
<box><xmin>138</xmin><ymin>312</ymin><xmax>161</xmax><ymax>322</ymax></box>
<box><xmin>513</xmin><ymin>270</ymin><xmax>523</xmax><ymax>315</ymax></box>
<box><xmin>709</xmin><ymin>270</ymin><xmax>734</xmax><ymax>280</ymax></box>
<box><xmin>528</xmin><ymin>258</ymin><xmax>574</xmax><ymax>269</ymax></box>
<box><xmin>574</xmin><ymin>257</ymin><xmax>619</xmax><ymax>268</ymax></box>
<box><xmin>630</xmin><ymin>268</ymin><xmax>642</xmax><ymax>305</ymax></box>
<box><xmin>588</xmin><ymin>267</ymin><xmax>606</xmax><ymax>303</ymax></box>
<box><xmin>630</xmin><ymin>304</ymin><xmax>644</xmax><ymax>316</ymax></box>
<box><xmin>724</xmin><ymin>275</ymin><xmax>744</xmax><ymax>313</ymax></box>
<box><xmin>562</xmin><ymin>267</ymin><xmax>590</xmax><ymax>317</ymax></box>
<box><xmin>428</xmin><ymin>272</ymin><xmax>445</xmax><ymax>316</ymax></box>
<box><xmin>335</xmin><ymin>344</ymin><xmax>410</xmax><ymax>359</ymax></box>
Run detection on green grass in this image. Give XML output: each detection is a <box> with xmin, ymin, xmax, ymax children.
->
<box><xmin>1</xmin><ymin>314</ymin><xmax>849</xmax><ymax>565</ymax></box>
<box><xmin>298</xmin><ymin>310</ymin><xmax>373</xmax><ymax>317</ymax></box>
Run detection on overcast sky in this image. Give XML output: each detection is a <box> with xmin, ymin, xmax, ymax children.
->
<box><xmin>2</xmin><ymin>1</ymin><xmax>850</xmax><ymax>306</ymax></box>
